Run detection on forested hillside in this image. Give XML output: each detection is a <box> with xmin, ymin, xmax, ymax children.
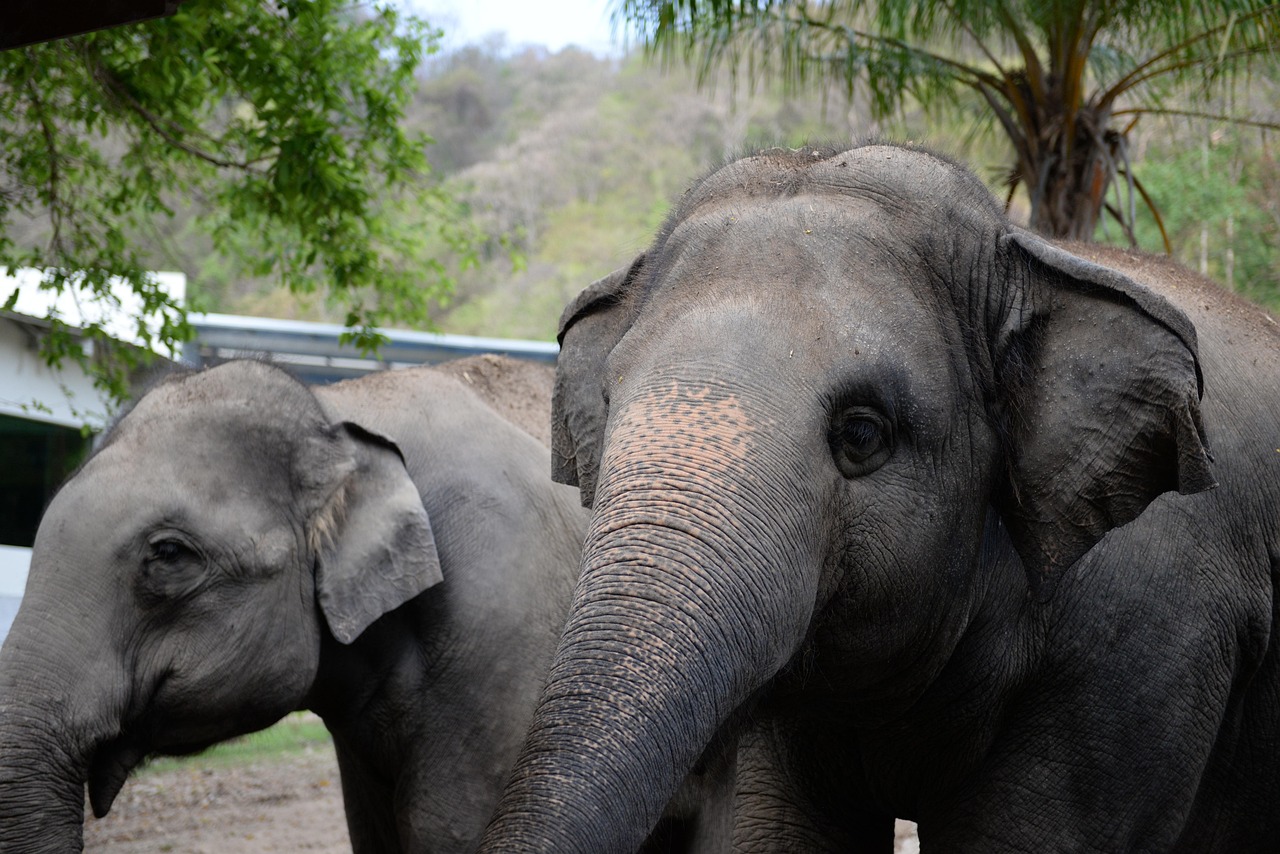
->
<box><xmin>193</xmin><ymin>40</ymin><xmax>1280</xmax><ymax>339</ymax></box>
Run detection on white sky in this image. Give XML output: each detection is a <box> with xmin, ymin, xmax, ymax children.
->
<box><xmin>405</xmin><ymin>0</ymin><xmax>621</xmax><ymax>55</ymax></box>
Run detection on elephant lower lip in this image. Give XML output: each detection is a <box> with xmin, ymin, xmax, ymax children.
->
<box><xmin>87</xmin><ymin>739</ymin><xmax>144</xmax><ymax>818</ymax></box>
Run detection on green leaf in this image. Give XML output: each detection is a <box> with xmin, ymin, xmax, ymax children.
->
<box><xmin>616</xmin><ymin>0</ymin><xmax>1280</xmax><ymax>240</ymax></box>
<box><xmin>0</xmin><ymin>0</ymin><xmax>475</xmax><ymax>405</ymax></box>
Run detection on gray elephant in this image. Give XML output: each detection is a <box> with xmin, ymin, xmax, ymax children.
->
<box><xmin>0</xmin><ymin>355</ymin><xmax>592</xmax><ymax>852</ymax></box>
<box><xmin>480</xmin><ymin>143</ymin><xmax>1280</xmax><ymax>853</ymax></box>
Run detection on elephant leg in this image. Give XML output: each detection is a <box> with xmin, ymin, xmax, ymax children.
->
<box><xmin>732</xmin><ymin>719</ymin><xmax>894</xmax><ymax>854</ymax></box>
<box><xmin>331</xmin><ymin>737</ymin><xmax>403</xmax><ymax>853</ymax></box>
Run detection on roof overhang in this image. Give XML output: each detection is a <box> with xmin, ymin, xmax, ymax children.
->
<box><xmin>185</xmin><ymin>313</ymin><xmax>559</xmax><ymax>385</ymax></box>
<box><xmin>1</xmin><ymin>0</ymin><xmax>186</xmax><ymax>50</ymax></box>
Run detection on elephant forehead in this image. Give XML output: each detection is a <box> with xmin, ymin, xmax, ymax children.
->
<box><xmin>616</xmin><ymin>263</ymin><xmax>950</xmax><ymax>406</ymax></box>
<box><xmin>36</xmin><ymin>445</ymin><xmax>294</xmax><ymax>585</ymax></box>
<box><xmin>76</xmin><ymin>442</ymin><xmax>275</xmax><ymax>518</ymax></box>
<box><xmin>593</xmin><ymin>379</ymin><xmax>819</xmax><ymax>556</ymax></box>
<box><xmin>98</xmin><ymin>421</ymin><xmax>287</xmax><ymax>492</ymax></box>
<box><xmin>651</xmin><ymin>201</ymin><xmax>942</xmax><ymax>330</ymax></box>
<box><xmin>659</xmin><ymin>194</ymin><xmax>888</xmax><ymax>278</ymax></box>
<box><xmin>68</xmin><ymin>417</ymin><xmax>295</xmax><ymax>541</ymax></box>
<box><xmin>35</xmin><ymin>462</ymin><xmax>193</xmax><ymax>564</ymax></box>
<box><xmin>110</xmin><ymin>381</ymin><xmax>310</xmax><ymax>469</ymax></box>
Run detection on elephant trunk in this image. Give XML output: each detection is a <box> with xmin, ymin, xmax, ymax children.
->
<box><xmin>482</xmin><ymin>381</ymin><xmax>820</xmax><ymax>853</ymax></box>
<box><xmin>0</xmin><ymin>580</ymin><xmax>128</xmax><ymax>851</ymax></box>
<box><xmin>0</xmin><ymin>650</ymin><xmax>94</xmax><ymax>851</ymax></box>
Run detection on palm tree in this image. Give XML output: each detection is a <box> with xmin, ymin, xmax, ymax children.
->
<box><xmin>617</xmin><ymin>0</ymin><xmax>1280</xmax><ymax>244</ymax></box>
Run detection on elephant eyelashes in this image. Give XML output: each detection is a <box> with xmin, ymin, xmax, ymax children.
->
<box><xmin>139</xmin><ymin>535</ymin><xmax>208</xmax><ymax>599</ymax></box>
<box><xmin>149</xmin><ymin>540</ymin><xmax>190</xmax><ymax>562</ymax></box>
<box><xmin>829</xmin><ymin>408</ymin><xmax>892</xmax><ymax>478</ymax></box>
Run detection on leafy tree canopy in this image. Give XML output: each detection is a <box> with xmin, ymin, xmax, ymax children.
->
<box><xmin>618</xmin><ymin>0</ymin><xmax>1280</xmax><ymax>243</ymax></box>
<box><xmin>0</xmin><ymin>0</ymin><xmax>476</xmax><ymax>402</ymax></box>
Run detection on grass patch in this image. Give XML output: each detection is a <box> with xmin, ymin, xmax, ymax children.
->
<box><xmin>137</xmin><ymin>712</ymin><xmax>334</xmax><ymax>776</ymax></box>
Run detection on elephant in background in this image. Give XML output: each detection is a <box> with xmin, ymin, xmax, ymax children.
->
<box><xmin>0</xmin><ymin>355</ymin><xmax>593</xmax><ymax>853</ymax></box>
<box><xmin>481</xmin><ymin>143</ymin><xmax>1280</xmax><ymax>852</ymax></box>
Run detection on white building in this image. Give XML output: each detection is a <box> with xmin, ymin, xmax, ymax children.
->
<box><xmin>0</xmin><ymin>269</ymin><xmax>187</xmax><ymax>641</ymax></box>
<box><xmin>0</xmin><ymin>312</ymin><xmax>101</xmax><ymax>639</ymax></box>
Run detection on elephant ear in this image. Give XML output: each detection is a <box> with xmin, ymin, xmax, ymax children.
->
<box><xmin>301</xmin><ymin>421</ymin><xmax>443</xmax><ymax>644</ymax></box>
<box><xmin>995</xmin><ymin>230</ymin><xmax>1216</xmax><ymax>600</ymax></box>
<box><xmin>553</xmin><ymin>253</ymin><xmax>646</xmax><ymax>507</ymax></box>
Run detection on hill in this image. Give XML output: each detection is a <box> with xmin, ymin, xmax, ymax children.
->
<box><xmin>145</xmin><ymin>40</ymin><xmax>1280</xmax><ymax>336</ymax></box>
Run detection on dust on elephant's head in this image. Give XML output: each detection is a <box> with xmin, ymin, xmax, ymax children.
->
<box><xmin>1</xmin><ymin>360</ymin><xmax>441</xmax><ymax>828</ymax></box>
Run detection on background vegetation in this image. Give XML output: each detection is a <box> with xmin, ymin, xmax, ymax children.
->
<box><xmin>0</xmin><ymin>0</ymin><xmax>475</xmax><ymax>400</ymax></box>
<box><xmin>618</xmin><ymin>1</ymin><xmax>1280</xmax><ymax>243</ymax></box>
<box><xmin>197</xmin><ymin>37</ymin><xmax>1278</xmax><ymax>338</ymax></box>
<box><xmin>7</xmin><ymin>10</ymin><xmax>1277</xmax><ymax>354</ymax></box>
<box><xmin>138</xmin><ymin>713</ymin><xmax>333</xmax><ymax>775</ymax></box>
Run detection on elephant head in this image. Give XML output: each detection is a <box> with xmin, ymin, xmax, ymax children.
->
<box><xmin>0</xmin><ymin>361</ymin><xmax>441</xmax><ymax>852</ymax></box>
<box><xmin>482</xmin><ymin>144</ymin><xmax>1214</xmax><ymax>852</ymax></box>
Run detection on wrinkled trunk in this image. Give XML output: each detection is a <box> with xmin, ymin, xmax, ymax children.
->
<box><xmin>482</xmin><ymin>385</ymin><xmax>820</xmax><ymax>853</ymax></box>
<box><xmin>0</xmin><ymin>574</ymin><xmax>126</xmax><ymax>852</ymax></box>
<box><xmin>0</xmin><ymin>642</ymin><xmax>94</xmax><ymax>852</ymax></box>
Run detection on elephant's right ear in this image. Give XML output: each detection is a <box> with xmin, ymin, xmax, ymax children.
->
<box><xmin>300</xmin><ymin>422</ymin><xmax>443</xmax><ymax>644</ymax></box>
<box><xmin>553</xmin><ymin>253</ymin><xmax>647</xmax><ymax>507</ymax></box>
<box><xmin>993</xmin><ymin>231</ymin><xmax>1216</xmax><ymax>600</ymax></box>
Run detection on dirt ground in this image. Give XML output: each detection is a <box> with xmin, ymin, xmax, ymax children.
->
<box><xmin>83</xmin><ymin>744</ymin><xmax>921</xmax><ymax>853</ymax></box>
<box><xmin>83</xmin><ymin>747</ymin><xmax>350</xmax><ymax>853</ymax></box>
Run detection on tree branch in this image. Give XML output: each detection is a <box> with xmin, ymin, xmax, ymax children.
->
<box><xmin>1096</xmin><ymin>3</ymin><xmax>1280</xmax><ymax>108</ymax></box>
<box><xmin>1111</xmin><ymin>107</ymin><xmax>1280</xmax><ymax>130</ymax></box>
<box><xmin>973</xmin><ymin>79</ymin><xmax>1034</xmax><ymax>173</ymax></box>
<box><xmin>939</xmin><ymin>0</ymin><xmax>1009</xmax><ymax>81</ymax></box>
<box><xmin>778</xmin><ymin>9</ymin><xmax>1000</xmax><ymax>89</ymax></box>
<box><xmin>992</xmin><ymin>0</ymin><xmax>1047</xmax><ymax>103</ymax></box>
<box><xmin>1117</xmin><ymin>168</ymin><xmax>1173</xmax><ymax>254</ymax></box>
<box><xmin>1102</xmin><ymin>200</ymin><xmax>1139</xmax><ymax>246</ymax></box>
<box><xmin>22</xmin><ymin>51</ymin><xmax>65</xmax><ymax>259</ymax></box>
<box><xmin>92</xmin><ymin>64</ymin><xmax>267</xmax><ymax>173</ymax></box>
<box><xmin>1099</xmin><ymin>44</ymin><xmax>1279</xmax><ymax>106</ymax></box>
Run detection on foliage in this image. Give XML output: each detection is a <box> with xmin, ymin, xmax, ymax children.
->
<box><xmin>1116</xmin><ymin>128</ymin><xmax>1280</xmax><ymax>310</ymax></box>
<box><xmin>615</xmin><ymin>0</ymin><xmax>1280</xmax><ymax>241</ymax></box>
<box><xmin>424</xmin><ymin>46</ymin><xmax>859</xmax><ymax>340</ymax></box>
<box><xmin>0</xmin><ymin>0</ymin><xmax>477</xmax><ymax>402</ymax></box>
<box><xmin>139</xmin><ymin>713</ymin><xmax>332</xmax><ymax>775</ymax></box>
<box><xmin>185</xmin><ymin>38</ymin><xmax>1276</xmax><ymax>337</ymax></box>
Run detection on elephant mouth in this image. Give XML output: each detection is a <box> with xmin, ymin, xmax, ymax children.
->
<box><xmin>86</xmin><ymin>737</ymin><xmax>146</xmax><ymax>818</ymax></box>
<box><xmin>86</xmin><ymin>723</ymin><xmax>228</xmax><ymax>817</ymax></box>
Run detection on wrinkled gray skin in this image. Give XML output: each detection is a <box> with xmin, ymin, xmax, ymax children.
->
<box><xmin>0</xmin><ymin>355</ymin><xmax>593</xmax><ymax>853</ymax></box>
<box><xmin>481</xmin><ymin>144</ymin><xmax>1280</xmax><ymax>853</ymax></box>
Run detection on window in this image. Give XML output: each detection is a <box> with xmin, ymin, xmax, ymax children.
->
<box><xmin>0</xmin><ymin>415</ymin><xmax>92</xmax><ymax>547</ymax></box>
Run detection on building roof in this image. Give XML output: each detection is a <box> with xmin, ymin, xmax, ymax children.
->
<box><xmin>184</xmin><ymin>313</ymin><xmax>558</xmax><ymax>385</ymax></box>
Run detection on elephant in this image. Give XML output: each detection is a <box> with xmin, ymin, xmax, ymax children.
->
<box><xmin>0</xmin><ymin>354</ymin><xmax>593</xmax><ymax>853</ymax></box>
<box><xmin>479</xmin><ymin>143</ymin><xmax>1280</xmax><ymax>853</ymax></box>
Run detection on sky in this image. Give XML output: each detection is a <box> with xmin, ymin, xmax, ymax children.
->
<box><xmin>406</xmin><ymin>0</ymin><xmax>622</xmax><ymax>56</ymax></box>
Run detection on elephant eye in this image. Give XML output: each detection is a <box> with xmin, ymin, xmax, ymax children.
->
<box><xmin>140</xmin><ymin>534</ymin><xmax>208</xmax><ymax>600</ymax></box>
<box><xmin>147</xmin><ymin>538</ymin><xmax>201</xmax><ymax>565</ymax></box>
<box><xmin>829</xmin><ymin>408</ymin><xmax>892</xmax><ymax>478</ymax></box>
<box><xmin>150</xmin><ymin>540</ymin><xmax>191</xmax><ymax>562</ymax></box>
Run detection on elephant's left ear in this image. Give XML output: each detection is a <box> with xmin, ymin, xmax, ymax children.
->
<box><xmin>553</xmin><ymin>253</ymin><xmax>647</xmax><ymax>507</ymax></box>
<box><xmin>302</xmin><ymin>422</ymin><xmax>443</xmax><ymax>644</ymax></box>
<box><xmin>995</xmin><ymin>230</ymin><xmax>1216</xmax><ymax>600</ymax></box>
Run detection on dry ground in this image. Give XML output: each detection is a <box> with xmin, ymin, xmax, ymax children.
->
<box><xmin>83</xmin><ymin>747</ymin><xmax>350</xmax><ymax>853</ymax></box>
<box><xmin>83</xmin><ymin>741</ymin><xmax>921</xmax><ymax>852</ymax></box>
